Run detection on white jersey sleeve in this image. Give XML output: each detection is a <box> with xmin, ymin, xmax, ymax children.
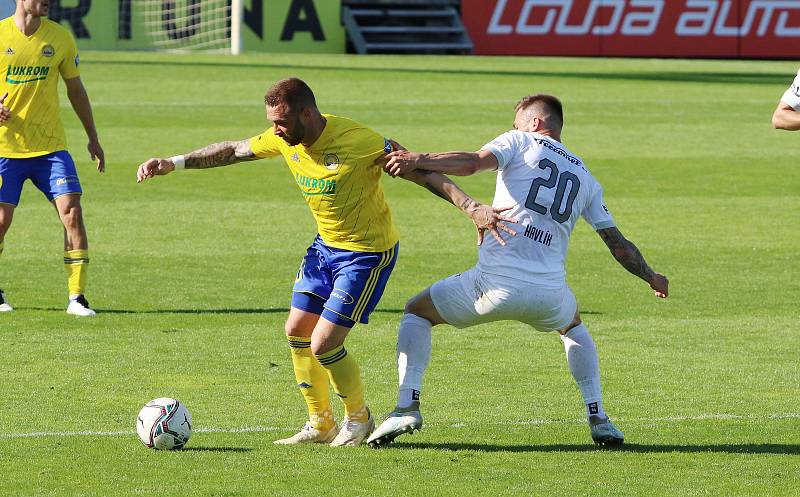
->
<box><xmin>781</xmin><ymin>70</ymin><xmax>800</xmax><ymax>111</ymax></box>
<box><xmin>582</xmin><ymin>185</ymin><xmax>615</xmax><ymax>230</ymax></box>
<box><xmin>482</xmin><ymin>131</ymin><xmax>519</xmax><ymax>171</ymax></box>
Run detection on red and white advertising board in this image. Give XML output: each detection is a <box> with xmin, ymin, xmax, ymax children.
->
<box><xmin>461</xmin><ymin>0</ymin><xmax>800</xmax><ymax>58</ymax></box>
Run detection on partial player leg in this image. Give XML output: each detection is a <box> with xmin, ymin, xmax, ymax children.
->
<box><xmin>368</xmin><ymin>287</ymin><xmax>446</xmax><ymax>447</ymax></box>
<box><xmin>559</xmin><ymin>313</ymin><xmax>623</xmax><ymax>446</ymax></box>
<box><xmin>310</xmin><ymin>318</ymin><xmax>374</xmax><ymax>447</ymax></box>
<box><xmin>54</xmin><ymin>194</ymin><xmax>94</xmax><ymax>316</ymax></box>
<box><xmin>0</xmin><ymin>203</ymin><xmax>14</xmax><ymax>312</ymax></box>
<box><xmin>274</xmin><ymin>305</ymin><xmax>339</xmax><ymax>445</ymax></box>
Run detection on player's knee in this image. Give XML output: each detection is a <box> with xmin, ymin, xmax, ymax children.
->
<box><xmin>404</xmin><ymin>291</ymin><xmax>438</xmax><ymax>323</ymax></box>
<box><xmin>404</xmin><ymin>296</ymin><xmax>423</xmax><ymax>316</ymax></box>
<box><xmin>284</xmin><ymin>320</ymin><xmax>306</xmax><ymax>337</ymax></box>
<box><xmin>559</xmin><ymin>313</ymin><xmax>582</xmax><ymax>335</ymax></box>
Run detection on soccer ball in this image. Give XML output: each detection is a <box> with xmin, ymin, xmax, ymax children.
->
<box><xmin>136</xmin><ymin>398</ymin><xmax>192</xmax><ymax>450</ymax></box>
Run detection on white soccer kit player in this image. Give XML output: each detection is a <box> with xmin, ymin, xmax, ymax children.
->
<box><xmin>780</xmin><ymin>70</ymin><xmax>800</xmax><ymax>111</ymax></box>
<box><xmin>431</xmin><ymin>131</ymin><xmax>615</xmax><ymax>331</ymax></box>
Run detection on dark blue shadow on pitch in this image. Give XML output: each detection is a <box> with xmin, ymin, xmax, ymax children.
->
<box><xmin>386</xmin><ymin>442</ymin><xmax>800</xmax><ymax>455</ymax></box>
<box><xmin>85</xmin><ymin>59</ymin><xmax>791</xmax><ymax>86</ymax></box>
<box><xmin>17</xmin><ymin>307</ymin><xmax>407</xmax><ymax>315</ymax></box>
<box><xmin>178</xmin><ymin>446</ymin><xmax>253</xmax><ymax>453</ymax></box>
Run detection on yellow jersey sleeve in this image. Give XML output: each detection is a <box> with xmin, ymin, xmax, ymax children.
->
<box><xmin>249</xmin><ymin>128</ymin><xmax>284</xmax><ymax>159</ymax></box>
<box><xmin>59</xmin><ymin>31</ymin><xmax>80</xmax><ymax>80</ymax></box>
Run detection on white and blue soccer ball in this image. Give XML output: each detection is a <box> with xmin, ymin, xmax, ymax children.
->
<box><xmin>136</xmin><ymin>398</ymin><xmax>192</xmax><ymax>450</ymax></box>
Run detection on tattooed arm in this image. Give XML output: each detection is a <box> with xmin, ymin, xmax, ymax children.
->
<box><xmin>400</xmin><ymin>169</ymin><xmax>516</xmax><ymax>246</ymax></box>
<box><xmin>136</xmin><ymin>139</ymin><xmax>258</xmax><ymax>182</ymax></box>
<box><xmin>597</xmin><ymin>227</ymin><xmax>669</xmax><ymax>298</ymax></box>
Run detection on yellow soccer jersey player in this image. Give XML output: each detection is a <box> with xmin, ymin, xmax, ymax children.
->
<box><xmin>136</xmin><ymin>77</ymin><xmax>484</xmax><ymax>448</ymax></box>
<box><xmin>0</xmin><ymin>15</ymin><xmax>78</xmax><ymax>157</ymax></box>
<box><xmin>0</xmin><ymin>1</ymin><xmax>105</xmax><ymax>317</ymax></box>
<box><xmin>249</xmin><ymin>114</ymin><xmax>399</xmax><ymax>253</ymax></box>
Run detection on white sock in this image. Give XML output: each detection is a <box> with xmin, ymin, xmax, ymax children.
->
<box><xmin>561</xmin><ymin>323</ymin><xmax>606</xmax><ymax>420</ymax></box>
<box><xmin>397</xmin><ymin>313</ymin><xmax>432</xmax><ymax>409</ymax></box>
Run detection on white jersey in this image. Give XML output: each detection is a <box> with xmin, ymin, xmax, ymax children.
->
<box><xmin>479</xmin><ymin>131</ymin><xmax>615</xmax><ymax>285</ymax></box>
<box><xmin>780</xmin><ymin>70</ymin><xmax>800</xmax><ymax>110</ymax></box>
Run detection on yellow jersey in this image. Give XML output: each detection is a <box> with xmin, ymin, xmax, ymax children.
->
<box><xmin>250</xmin><ymin>114</ymin><xmax>400</xmax><ymax>252</ymax></box>
<box><xmin>0</xmin><ymin>17</ymin><xmax>80</xmax><ymax>158</ymax></box>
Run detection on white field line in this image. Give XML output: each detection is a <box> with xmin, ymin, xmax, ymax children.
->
<box><xmin>3</xmin><ymin>413</ymin><xmax>799</xmax><ymax>440</ymax></box>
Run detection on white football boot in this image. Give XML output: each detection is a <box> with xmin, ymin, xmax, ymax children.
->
<box><xmin>274</xmin><ymin>422</ymin><xmax>338</xmax><ymax>445</ymax></box>
<box><xmin>590</xmin><ymin>416</ymin><xmax>624</xmax><ymax>446</ymax></box>
<box><xmin>367</xmin><ymin>404</ymin><xmax>423</xmax><ymax>448</ymax></box>
<box><xmin>66</xmin><ymin>294</ymin><xmax>96</xmax><ymax>317</ymax></box>
<box><xmin>0</xmin><ymin>289</ymin><xmax>12</xmax><ymax>312</ymax></box>
<box><xmin>329</xmin><ymin>407</ymin><xmax>374</xmax><ymax>447</ymax></box>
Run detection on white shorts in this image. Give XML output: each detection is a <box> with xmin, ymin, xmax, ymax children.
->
<box><xmin>430</xmin><ymin>267</ymin><xmax>577</xmax><ymax>332</ymax></box>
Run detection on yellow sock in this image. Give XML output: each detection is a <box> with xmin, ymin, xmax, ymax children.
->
<box><xmin>287</xmin><ymin>336</ymin><xmax>335</xmax><ymax>430</ymax></box>
<box><xmin>63</xmin><ymin>249</ymin><xmax>89</xmax><ymax>296</ymax></box>
<box><xmin>315</xmin><ymin>345</ymin><xmax>367</xmax><ymax>421</ymax></box>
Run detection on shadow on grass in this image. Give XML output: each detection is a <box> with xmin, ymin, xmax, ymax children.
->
<box><xmin>389</xmin><ymin>442</ymin><xmax>800</xmax><ymax>455</ymax></box>
<box><xmin>180</xmin><ymin>446</ymin><xmax>253</xmax><ymax>453</ymax></box>
<box><xmin>86</xmin><ymin>59</ymin><xmax>791</xmax><ymax>86</ymax></box>
<box><xmin>18</xmin><ymin>307</ymin><xmax>603</xmax><ymax>318</ymax></box>
<box><xmin>18</xmin><ymin>307</ymin><xmax>406</xmax><ymax>315</ymax></box>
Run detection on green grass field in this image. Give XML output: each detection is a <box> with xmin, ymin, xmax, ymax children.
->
<box><xmin>1</xmin><ymin>51</ymin><xmax>799</xmax><ymax>496</ymax></box>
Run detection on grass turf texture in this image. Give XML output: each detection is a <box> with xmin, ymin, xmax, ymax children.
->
<box><xmin>1</xmin><ymin>51</ymin><xmax>799</xmax><ymax>496</ymax></box>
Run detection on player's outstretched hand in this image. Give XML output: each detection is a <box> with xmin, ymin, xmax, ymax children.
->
<box><xmin>650</xmin><ymin>273</ymin><xmax>669</xmax><ymax>298</ymax></box>
<box><xmin>89</xmin><ymin>139</ymin><xmax>105</xmax><ymax>172</ymax></box>
<box><xmin>0</xmin><ymin>92</ymin><xmax>10</xmax><ymax>123</ymax></box>
<box><xmin>469</xmin><ymin>204</ymin><xmax>517</xmax><ymax>246</ymax></box>
<box><xmin>136</xmin><ymin>158</ymin><xmax>175</xmax><ymax>183</ymax></box>
<box><xmin>383</xmin><ymin>151</ymin><xmax>421</xmax><ymax>177</ymax></box>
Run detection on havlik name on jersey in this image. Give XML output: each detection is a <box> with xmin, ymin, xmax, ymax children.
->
<box><xmin>523</xmin><ymin>224</ymin><xmax>553</xmax><ymax>247</ymax></box>
<box><xmin>294</xmin><ymin>172</ymin><xmax>336</xmax><ymax>196</ymax></box>
<box><xmin>6</xmin><ymin>64</ymin><xmax>50</xmax><ymax>84</ymax></box>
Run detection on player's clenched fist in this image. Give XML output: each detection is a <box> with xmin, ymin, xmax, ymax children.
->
<box><xmin>383</xmin><ymin>151</ymin><xmax>421</xmax><ymax>177</ymax></box>
<box><xmin>136</xmin><ymin>158</ymin><xmax>175</xmax><ymax>183</ymax></box>
<box><xmin>0</xmin><ymin>92</ymin><xmax>11</xmax><ymax>123</ymax></box>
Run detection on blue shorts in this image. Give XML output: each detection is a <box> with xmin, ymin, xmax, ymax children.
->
<box><xmin>0</xmin><ymin>151</ymin><xmax>82</xmax><ymax>205</ymax></box>
<box><xmin>291</xmin><ymin>236</ymin><xmax>399</xmax><ymax>328</ymax></box>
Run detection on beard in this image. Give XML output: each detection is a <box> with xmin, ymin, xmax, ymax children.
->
<box><xmin>281</xmin><ymin>119</ymin><xmax>305</xmax><ymax>146</ymax></box>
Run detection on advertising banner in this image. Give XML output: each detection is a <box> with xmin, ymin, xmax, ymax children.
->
<box><xmin>462</xmin><ymin>0</ymin><xmax>800</xmax><ymax>58</ymax></box>
<box><xmin>45</xmin><ymin>0</ymin><xmax>344</xmax><ymax>54</ymax></box>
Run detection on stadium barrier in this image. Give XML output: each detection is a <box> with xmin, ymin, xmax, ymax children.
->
<box><xmin>461</xmin><ymin>0</ymin><xmax>800</xmax><ymax>58</ymax></box>
<box><xmin>48</xmin><ymin>0</ymin><xmax>344</xmax><ymax>54</ymax></box>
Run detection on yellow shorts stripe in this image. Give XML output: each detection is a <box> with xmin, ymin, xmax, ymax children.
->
<box><xmin>351</xmin><ymin>245</ymin><xmax>395</xmax><ymax>322</ymax></box>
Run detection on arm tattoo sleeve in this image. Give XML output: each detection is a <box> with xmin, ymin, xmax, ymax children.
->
<box><xmin>184</xmin><ymin>140</ymin><xmax>256</xmax><ymax>169</ymax></box>
<box><xmin>598</xmin><ymin>227</ymin><xmax>655</xmax><ymax>283</ymax></box>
